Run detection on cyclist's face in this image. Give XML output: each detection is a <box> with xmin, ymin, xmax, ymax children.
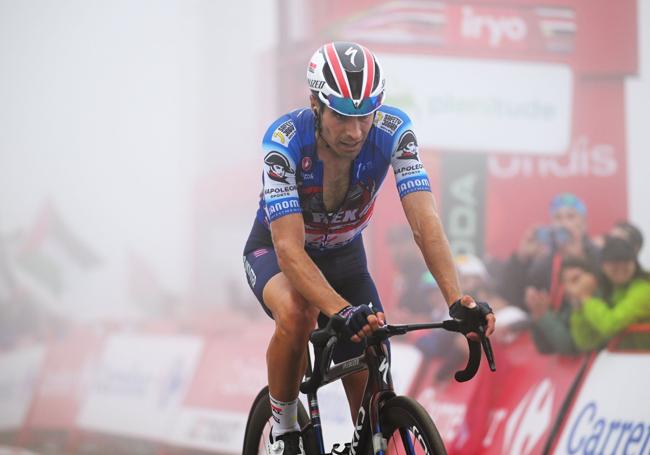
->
<box><xmin>315</xmin><ymin>102</ymin><xmax>374</xmax><ymax>158</ymax></box>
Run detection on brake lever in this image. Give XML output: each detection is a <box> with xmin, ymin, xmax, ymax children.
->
<box><xmin>445</xmin><ymin>319</ymin><xmax>496</xmax><ymax>382</ymax></box>
<box><xmin>478</xmin><ymin>325</ymin><xmax>496</xmax><ymax>372</ymax></box>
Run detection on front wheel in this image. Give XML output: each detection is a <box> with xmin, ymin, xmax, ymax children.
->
<box><xmin>379</xmin><ymin>396</ymin><xmax>447</xmax><ymax>455</ymax></box>
<box><xmin>242</xmin><ymin>386</ymin><xmax>313</xmax><ymax>455</ymax></box>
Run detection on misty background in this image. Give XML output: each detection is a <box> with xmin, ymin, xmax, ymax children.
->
<box><xmin>1</xmin><ymin>1</ymin><xmax>648</xmax><ymax>323</ymax></box>
<box><xmin>0</xmin><ymin>1</ymin><xmax>649</xmax><ymax>454</ymax></box>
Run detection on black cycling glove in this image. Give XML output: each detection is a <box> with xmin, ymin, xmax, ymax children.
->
<box><xmin>449</xmin><ymin>299</ymin><xmax>493</xmax><ymax>328</ymax></box>
<box><xmin>337</xmin><ymin>304</ymin><xmax>375</xmax><ymax>337</ymax></box>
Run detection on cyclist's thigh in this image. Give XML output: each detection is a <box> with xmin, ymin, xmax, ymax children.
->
<box><xmin>243</xmin><ymin>247</ymin><xmax>318</xmax><ymax>326</ymax></box>
<box><xmin>264</xmin><ymin>273</ymin><xmax>318</xmax><ymax>328</ymax></box>
<box><xmin>243</xmin><ymin>247</ymin><xmax>281</xmax><ymax>318</ymax></box>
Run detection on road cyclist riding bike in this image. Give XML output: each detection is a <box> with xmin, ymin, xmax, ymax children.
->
<box><xmin>242</xmin><ymin>41</ymin><xmax>497</xmax><ymax>454</ymax></box>
<box><xmin>243</xmin><ymin>304</ymin><xmax>496</xmax><ymax>454</ymax></box>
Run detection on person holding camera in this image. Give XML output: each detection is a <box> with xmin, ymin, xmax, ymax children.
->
<box><xmin>496</xmin><ymin>193</ymin><xmax>599</xmax><ymax>354</ymax></box>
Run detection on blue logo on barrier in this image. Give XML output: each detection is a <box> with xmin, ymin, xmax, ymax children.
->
<box><xmin>566</xmin><ymin>401</ymin><xmax>650</xmax><ymax>454</ymax></box>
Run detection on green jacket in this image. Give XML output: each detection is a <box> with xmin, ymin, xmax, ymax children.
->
<box><xmin>570</xmin><ymin>278</ymin><xmax>650</xmax><ymax>352</ymax></box>
<box><xmin>531</xmin><ymin>301</ymin><xmax>578</xmax><ymax>355</ymax></box>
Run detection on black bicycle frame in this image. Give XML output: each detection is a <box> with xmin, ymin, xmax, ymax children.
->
<box><xmin>302</xmin><ymin>341</ymin><xmax>395</xmax><ymax>455</ymax></box>
<box><xmin>299</xmin><ymin>317</ymin><xmax>495</xmax><ymax>454</ymax></box>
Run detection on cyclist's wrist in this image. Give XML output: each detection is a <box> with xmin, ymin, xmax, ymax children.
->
<box><xmin>337</xmin><ymin>305</ymin><xmax>355</xmax><ymax>318</ymax></box>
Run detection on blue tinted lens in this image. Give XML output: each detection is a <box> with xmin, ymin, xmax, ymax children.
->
<box><xmin>325</xmin><ymin>94</ymin><xmax>383</xmax><ymax>116</ymax></box>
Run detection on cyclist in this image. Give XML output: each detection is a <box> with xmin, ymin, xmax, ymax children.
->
<box><xmin>243</xmin><ymin>41</ymin><xmax>496</xmax><ymax>455</ymax></box>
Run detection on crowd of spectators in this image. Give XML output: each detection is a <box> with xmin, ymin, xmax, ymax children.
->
<box><xmin>391</xmin><ymin>192</ymin><xmax>650</xmax><ymax>367</ymax></box>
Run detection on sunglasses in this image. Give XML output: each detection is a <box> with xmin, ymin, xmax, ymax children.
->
<box><xmin>318</xmin><ymin>91</ymin><xmax>384</xmax><ymax>117</ymax></box>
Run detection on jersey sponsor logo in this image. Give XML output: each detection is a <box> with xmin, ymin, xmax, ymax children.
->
<box><xmin>264</xmin><ymin>185</ymin><xmax>297</xmax><ymax>197</ymax></box>
<box><xmin>311</xmin><ymin>209</ymin><xmax>360</xmax><ymax>224</ymax></box>
<box><xmin>271</xmin><ymin>120</ymin><xmax>297</xmax><ymax>146</ymax></box>
<box><xmin>373</xmin><ymin>111</ymin><xmax>403</xmax><ymax>135</ymax></box>
<box><xmin>264</xmin><ymin>151</ymin><xmax>295</xmax><ymax>183</ymax></box>
<box><xmin>302</xmin><ymin>156</ymin><xmax>313</xmax><ymax>171</ymax></box>
<box><xmin>394</xmin><ymin>163</ymin><xmax>424</xmax><ymax>174</ymax></box>
<box><xmin>266</xmin><ymin>198</ymin><xmax>301</xmax><ymax>218</ymax></box>
<box><xmin>308</xmin><ymin>79</ymin><xmax>326</xmax><ymax>90</ymax></box>
<box><xmin>398</xmin><ymin>176</ymin><xmax>431</xmax><ymax>197</ymax></box>
<box><xmin>395</xmin><ymin>130</ymin><xmax>419</xmax><ymax>160</ymax></box>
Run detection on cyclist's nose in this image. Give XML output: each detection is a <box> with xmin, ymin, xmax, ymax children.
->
<box><xmin>344</xmin><ymin>118</ymin><xmax>364</xmax><ymax>142</ymax></box>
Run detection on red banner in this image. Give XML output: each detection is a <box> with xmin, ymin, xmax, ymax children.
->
<box><xmin>409</xmin><ymin>332</ymin><xmax>586</xmax><ymax>454</ymax></box>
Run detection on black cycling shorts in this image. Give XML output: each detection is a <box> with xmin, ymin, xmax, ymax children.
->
<box><xmin>243</xmin><ymin>222</ymin><xmax>385</xmax><ymax>363</ymax></box>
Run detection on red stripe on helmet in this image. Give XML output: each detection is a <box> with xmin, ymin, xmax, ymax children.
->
<box><xmin>324</xmin><ymin>43</ymin><xmax>352</xmax><ymax>99</ymax></box>
<box><xmin>362</xmin><ymin>47</ymin><xmax>375</xmax><ymax>99</ymax></box>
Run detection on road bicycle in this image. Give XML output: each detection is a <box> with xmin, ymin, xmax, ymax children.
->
<box><xmin>243</xmin><ymin>313</ymin><xmax>496</xmax><ymax>454</ymax></box>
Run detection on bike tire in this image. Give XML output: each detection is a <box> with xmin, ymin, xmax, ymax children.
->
<box><xmin>379</xmin><ymin>396</ymin><xmax>447</xmax><ymax>455</ymax></box>
<box><xmin>242</xmin><ymin>386</ymin><xmax>312</xmax><ymax>455</ymax></box>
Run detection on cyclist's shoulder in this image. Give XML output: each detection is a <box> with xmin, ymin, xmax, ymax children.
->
<box><xmin>372</xmin><ymin>104</ymin><xmax>414</xmax><ymax>138</ymax></box>
<box><xmin>263</xmin><ymin>108</ymin><xmax>313</xmax><ymax>146</ymax></box>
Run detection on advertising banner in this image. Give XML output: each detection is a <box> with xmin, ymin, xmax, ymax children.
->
<box><xmin>167</xmin><ymin>319</ymin><xmax>271</xmax><ymax>453</ymax></box>
<box><xmin>0</xmin><ymin>345</ymin><xmax>46</xmax><ymax>431</ymax></box>
<box><xmin>76</xmin><ymin>333</ymin><xmax>203</xmax><ymax>441</ymax></box>
<box><xmin>409</xmin><ymin>333</ymin><xmax>585</xmax><ymax>455</ymax></box>
<box><xmin>553</xmin><ymin>351</ymin><xmax>650</xmax><ymax>455</ymax></box>
<box><xmin>26</xmin><ymin>329</ymin><xmax>103</xmax><ymax>431</ymax></box>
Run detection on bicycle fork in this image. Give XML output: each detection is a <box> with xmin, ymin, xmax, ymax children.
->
<box><xmin>351</xmin><ymin>344</ymin><xmax>395</xmax><ymax>455</ymax></box>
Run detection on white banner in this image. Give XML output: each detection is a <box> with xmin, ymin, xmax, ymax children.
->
<box><xmin>554</xmin><ymin>351</ymin><xmax>650</xmax><ymax>455</ymax></box>
<box><xmin>0</xmin><ymin>345</ymin><xmax>46</xmax><ymax>431</ymax></box>
<box><xmin>76</xmin><ymin>333</ymin><xmax>203</xmax><ymax>441</ymax></box>
<box><xmin>169</xmin><ymin>408</ymin><xmax>248</xmax><ymax>454</ymax></box>
<box><xmin>380</xmin><ymin>55</ymin><xmax>573</xmax><ymax>155</ymax></box>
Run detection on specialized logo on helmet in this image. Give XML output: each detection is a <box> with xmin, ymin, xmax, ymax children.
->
<box><xmin>345</xmin><ymin>46</ymin><xmax>359</xmax><ymax>66</ymax></box>
<box><xmin>396</xmin><ymin>130</ymin><xmax>419</xmax><ymax>160</ymax></box>
<box><xmin>264</xmin><ymin>151</ymin><xmax>295</xmax><ymax>183</ymax></box>
<box><xmin>271</xmin><ymin>120</ymin><xmax>297</xmax><ymax>146</ymax></box>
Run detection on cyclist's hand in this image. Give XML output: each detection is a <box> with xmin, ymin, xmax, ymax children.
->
<box><xmin>449</xmin><ymin>295</ymin><xmax>496</xmax><ymax>341</ymax></box>
<box><xmin>338</xmin><ymin>304</ymin><xmax>386</xmax><ymax>342</ymax></box>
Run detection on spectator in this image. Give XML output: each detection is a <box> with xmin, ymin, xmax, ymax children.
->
<box><xmin>497</xmin><ymin>192</ymin><xmax>599</xmax><ymax>312</ymax></box>
<box><xmin>610</xmin><ymin>220</ymin><xmax>644</xmax><ymax>255</ymax></box>
<box><xmin>570</xmin><ymin>236</ymin><xmax>650</xmax><ymax>351</ymax></box>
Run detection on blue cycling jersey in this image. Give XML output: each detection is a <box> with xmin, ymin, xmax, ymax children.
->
<box><xmin>255</xmin><ymin>105</ymin><xmax>431</xmax><ymax>252</ymax></box>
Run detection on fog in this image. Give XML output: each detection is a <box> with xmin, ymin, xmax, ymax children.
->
<box><xmin>1</xmin><ymin>1</ymin><xmax>277</xmax><ymax>320</ymax></box>
<box><xmin>0</xmin><ymin>1</ymin><xmax>649</xmax><ymax>453</ymax></box>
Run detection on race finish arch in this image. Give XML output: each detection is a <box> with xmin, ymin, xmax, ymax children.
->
<box><xmin>274</xmin><ymin>0</ymin><xmax>637</xmax><ymax>311</ymax></box>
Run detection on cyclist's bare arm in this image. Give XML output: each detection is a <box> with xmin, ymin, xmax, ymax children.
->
<box><xmin>271</xmin><ymin>213</ymin><xmax>384</xmax><ymax>338</ymax></box>
<box><xmin>401</xmin><ymin>191</ymin><xmax>462</xmax><ymax>306</ymax></box>
<box><xmin>401</xmin><ymin>191</ymin><xmax>496</xmax><ymax>336</ymax></box>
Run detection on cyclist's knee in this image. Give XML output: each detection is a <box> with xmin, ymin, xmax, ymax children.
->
<box><xmin>274</xmin><ymin>297</ymin><xmax>318</xmax><ymax>341</ymax></box>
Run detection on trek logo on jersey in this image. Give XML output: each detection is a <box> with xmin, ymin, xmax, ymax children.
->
<box><xmin>271</xmin><ymin>120</ymin><xmax>297</xmax><ymax>146</ymax></box>
<box><xmin>395</xmin><ymin>130</ymin><xmax>419</xmax><ymax>160</ymax></box>
<box><xmin>373</xmin><ymin>111</ymin><xmax>403</xmax><ymax>136</ymax></box>
<box><xmin>264</xmin><ymin>151</ymin><xmax>295</xmax><ymax>183</ymax></box>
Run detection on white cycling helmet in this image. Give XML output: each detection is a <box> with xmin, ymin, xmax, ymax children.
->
<box><xmin>307</xmin><ymin>42</ymin><xmax>385</xmax><ymax>117</ymax></box>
